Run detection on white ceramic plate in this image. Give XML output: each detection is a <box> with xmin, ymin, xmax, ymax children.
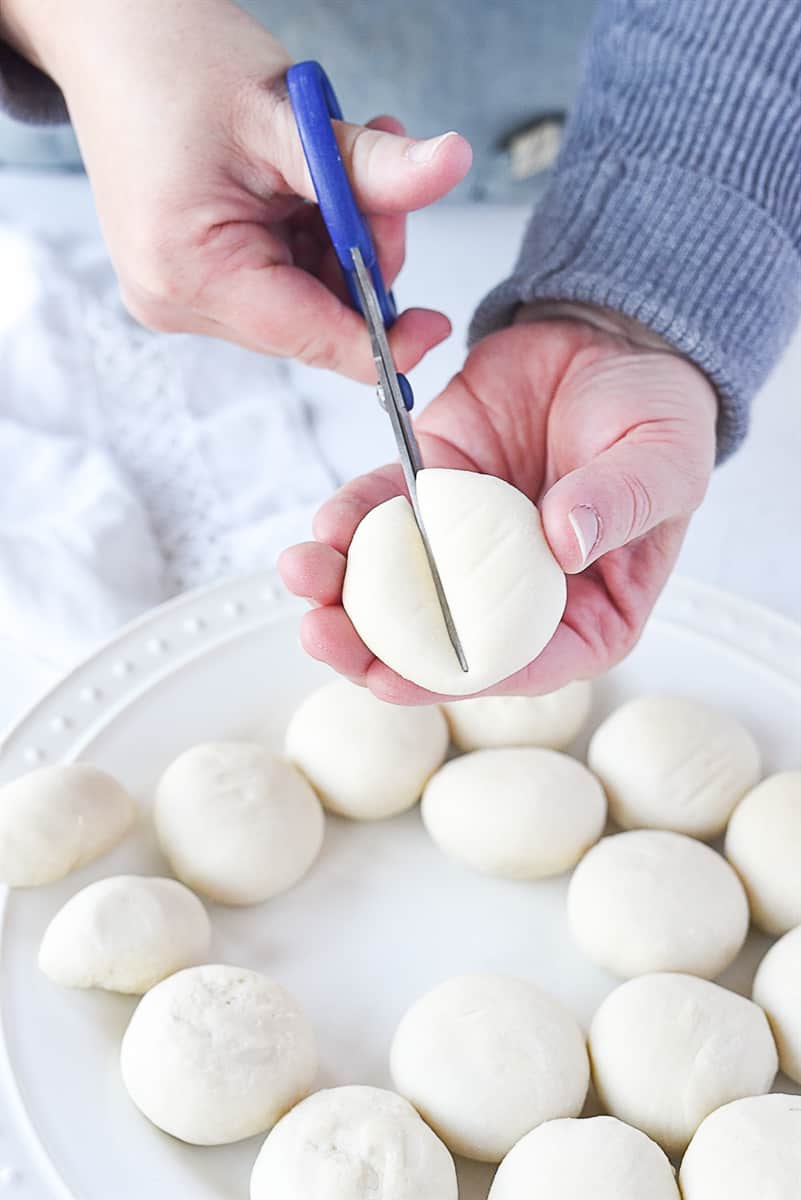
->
<box><xmin>1</xmin><ymin>571</ymin><xmax>799</xmax><ymax>1200</ymax></box>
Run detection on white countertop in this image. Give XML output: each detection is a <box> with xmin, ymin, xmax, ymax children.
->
<box><xmin>1</xmin><ymin>172</ymin><xmax>800</xmax><ymax>730</ymax></box>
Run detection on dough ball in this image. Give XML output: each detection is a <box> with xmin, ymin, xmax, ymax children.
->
<box><xmin>724</xmin><ymin>770</ymin><xmax>801</xmax><ymax>935</ymax></box>
<box><xmin>679</xmin><ymin>1094</ymin><xmax>801</xmax><ymax>1200</ymax></box>
<box><xmin>154</xmin><ymin>742</ymin><xmax>324</xmax><ymax>905</ymax></box>
<box><xmin>121</xmin><ymin>965</ymin><xmax>317</xmax><ymax>1145</ymax></box>
<box><xmin>421</xmin><ymin>748</ymin><xmax>606</xmax><ymax>880</ymax></box>
<box><xmin>488</xmin><ymin>1116</ymin><xmax>680</xmax><ymax>1200</ymax></box>
<box><xmin>752</xmin><ymin>924</ymin><xmax>801</xmax><ymax>1084</ymax></box>
<box><xmin>589</xmin><ymin>973</ymin><xmax>778</xmax><ymax>1157</ymax></box>
<box><xmin>567</xmin><ymin>830</ymin><xmax>749</xmax><ymax>980</ymax></box>
<box><xmin>38</xmin><ymin>875</ymin><xmax>211</xmax><ymax>994</ymax></box>
<box><xmin>342</xmin><ymin>468</ymin><xmax>566</xmax><ymax>695</ymax></box>
<box><xmin>390</xmin><ymin>974</ymin><xmax>589</xmax><ymax>1163</ymax></box>
<box><xmin>587</xmin><ymin>695</ymin><xmax>760</xmax><ymax>839</ymax></box>
<box><xmin>0</xmin><ymin>763</ymin><xmax>136</xmax><ymax>887</ymax></box>
<box><xmin>250</xmin><ymin>1086</ymin><xmax>457</xmax><ymax>1200</ymax></box>
<box><xmin>443</xmin><ymin>681</ymin><xmax>592</xmax><ymax>751</ymax></box>
<box><xmin>285</xmin><ymin>681</ymin><xmax>448</xmax><ymax>820</ymax></box>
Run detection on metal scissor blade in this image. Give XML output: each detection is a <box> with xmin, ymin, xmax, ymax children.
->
<box><xmin>350</xmin><ymin>247</ymin><xmax>469</xmax><ymax>674</ymax></box>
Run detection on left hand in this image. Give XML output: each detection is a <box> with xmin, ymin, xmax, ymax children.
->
<box><xmin>279</xmin><ymin>314</ymin><xmax>718</xmax><ymax>703</ymax></box>
<box><xmin>2</xmin><ymin>0</ymin><xmax>471</xmax><ymax>380</ymax></box>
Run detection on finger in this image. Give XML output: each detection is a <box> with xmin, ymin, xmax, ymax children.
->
<box><xmin>278</xmin><ymin>542</ymin><xmax>345</xmax><ymax>606</ymax></box>
<box><xmin>203</xmin><ymin>254</ymin><xmax>450</xmax><ymax>379</ymax></box>
<box><xmin>369</xmin><ymin>211</ymin><xmax>406</xmax><ymax>287</ymax></box>
<box><xmin>367</xmin><ymin>114</ymin><xmax>407</xmax><ymax>138</ymax></box>
<box><xmin>300</xmin><ymin>605</ymin><xmax>376</xmax><ymax>682</ymax></box>
<box><xmin>310</xmin><ymin>118</ymin><xmax>408</xmax><ymax>291</ymax></box>
<box><xmin>312</xmin><ymin>465</ymin><xmax>407</xmax><ymax>551</ymax></box>
<box><xmin>269</xmin><ymin>95</ymin><xmax>473</xmax><ymax>214</ymax></box>
<box><xmin>541</xmin><ymin>430</ymin><xmax>714</xmax><ymax>573</ymax></box>
<box><xmin>364</xmin><ymin>116</ymin><xmax>407</xmax><ymax>284</ymax></box>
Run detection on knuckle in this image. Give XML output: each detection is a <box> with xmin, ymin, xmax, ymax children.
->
<box><xmin>295</xmin><ymin>305</ymin><xmax>352</xmax><ymax>371</ymax></box>
<box><xmin>119</xmin><ymin>285</ymin><xmax>179</xmax><ymax>333</ymax></box>
<box><xmin>619</xmin><ymin>469</ymin><xmax>654</xmax><ymax>541</ymax></box>
<box><xmin>347</xmin><ymin>125</ymin><xmax>386</xmax><ymax>197</ymax></box>
<box><xmin>297</xmin><ymin>330</ymin><xmax>342</xmax><ymax>371</ymax></box>
<box><xmin>124</xmin><ymin>213</ymin><xmax>206</xmax><ymax>313</ymax></box>
<box><xmin>138</xmin><ymin>257</ymin><xmax>194</xmax><ymax>310</ymax></box>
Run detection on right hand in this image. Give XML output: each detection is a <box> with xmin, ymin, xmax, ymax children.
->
<box><xmin>4</xmin><ymin>0</ymin><xmax>472</xmax><ymax>378</ymax></box>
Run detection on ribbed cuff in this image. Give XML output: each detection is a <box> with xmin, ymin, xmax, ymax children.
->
<box><xmin>0</xmin><ymin>41</ymin><xmax>67</xmax><ymax>123</ymax></box>
<box><xmin>470</xmin><ymin>156</ymin><xmax>801</xmax><ymax>461</ymax></box>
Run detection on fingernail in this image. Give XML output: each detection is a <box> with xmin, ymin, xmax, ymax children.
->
<box><xmin>568</xmin><ymin>505</ymin><xmax>600</xmax><ymax>567</ymax></box>
<box><xmin>406</xmin><ymin>131</ymin><xmax>458</xmax><ymax>164</ymax></box>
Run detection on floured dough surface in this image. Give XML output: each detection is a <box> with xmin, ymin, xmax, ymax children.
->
<box><xmin>589</xmin><ymin>972</ymin><xmax>778</xmax><ymax>1156</ymax></box>
<box><xmin>587</xmin><ymin>695</ymin><xmax>760</xmax><ymax>838</ymax></box>
<box><xmin>285</xmin><ymin>680</ymin><xmax>448</xmax><ymax>819</ymax></box>
<box><xmin>39</xmin><ymin>875</ymin><xmax>211</xmax><ymax>994</ymax></box>
<box><xmin>390</xmin><ymin>974</ymin><xmax>589</xmax><ymax>1163</ymax></box>
<box><xmin>488</xmin><ymin>1116</ymin><xmax>680</xmax><ymax>1200</ymax></box>
<box><xmin>443</xmin><ymin>681</ymin><xmax>592</xmax><ymax>751</ymax></box>
<box><xmin>342</xmin><ymin>469</ymin><xmax>566</xmax><ymax>695</ymax></box>
<box><xmin>725</xmin><ymin>770</ymin><xmax>801</xmax><ymax>935</ymax></box>
<box><xmin>154</xmin><ymin>742</ymin><xmax>324</xmax><ymax>905</ymax></box>
<box><xmin>752</xmin><ymin>924</ymin><xmax>801</xmax><ymax>1084</ymax></box>
<box><xmin>250</xmin><ymin>1086</ymin><xmax>458</xmax><ymax>1200</ymax></box>
<box><xmin>121</xmin><ymin>964</ymin><xmax>317</xmax><ymax>1145</ymax></box>
<box><xmin>0</xmin><ymin>763</ymin><xmax>136</xmax><ymax>887</ymax></box>
<box><xmin>679</xmin><ymin>1094</ymin><xmax>801</xmax><ymax>1200</ymax></box>
<box><xmin>567</xmin><ymin>830</ymin><xmax>749</xmax><ymax>979</ymax></box>
<box><xmin>422</xmin><ymin>748</ymin><xmax>606</xmax><ymax>879</ymax></box>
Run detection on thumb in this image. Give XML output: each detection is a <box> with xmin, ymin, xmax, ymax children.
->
<box><xmin>269</xmin><ymin>96</ymin><xmax>473</xmax><ymax>213</ymax></box>
<box><xmin>541</xmin><ymin>432</ymin><xmax>714</xmax><ymax>574</ymax></box>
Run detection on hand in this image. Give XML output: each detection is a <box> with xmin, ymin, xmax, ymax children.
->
<box><xmin>3</xmin><ymin>0</ymin><xmax>471</xmax><ymax>379</ymax></box>
<box><xmin>279</xmin><ymin>313</ymin><xmax>718</xmax><ymax>702</ymax></box>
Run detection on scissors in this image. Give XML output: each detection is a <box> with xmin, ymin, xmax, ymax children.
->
<box><xmin>287</xmin><ymin>60</ymin><xmax>468</xmax><ymax>674</ymax></box>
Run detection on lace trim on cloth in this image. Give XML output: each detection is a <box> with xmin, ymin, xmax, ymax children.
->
<box><xmin>0</xmin><ymin>225</ymin><xmax>336</xmax><ymax>663</ymax></box>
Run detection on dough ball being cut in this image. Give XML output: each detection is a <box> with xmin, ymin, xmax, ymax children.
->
<box><xmin>589</xmin><ymin>972</ymin><xmax>777</xmax><ymax>1157</ymax></box>
<box><xmin>0</xmin><ymin>763</ymin><xmax>136</xmax><ymax>887</ymax></box>
<box><xmin>38</xmin><ymin>875</ymin><xmax>211</xmax><ymax>995</ymax></box>
<box><xmin>724</xmin><ymin>770</ymin><xmax>801</xmax><ymax>935</ymax></box>
<box><xmin>154</xmin><ymin>741</ymin><xmax>324</xmax><ymax>905</ymax></box>
<box><xmin>679</xmin><ymin>1094</ymin><xmax>801</xmax><ymax>1200</ymax></box>
<box><xmin>488</xmin><ymin>1116</ymin><xmax>680</xmax><ymax>1200</ymax></box>
<box><xmin>567</xmin><ymin>830</ymin><xmax>749</xmax><ymax>980</ymax></box>
<box><xmin>342</xmin><ymin>469</ymin><xmax>566</xmax><ymax>695</ymax></box>
<box><xmin>421</xmin><ymin>748</ymin><xmax>606</xmax><ymax>880</ymax></box>
<box><xmin>443</xmin><ymin>681</ymin><xmax>592</xmax><ymax>751</ymax></box>
<box><xmin>250</xmin><ymin>1086</ymin><xmax>458</xmax><ymax>1200</ymax></box>
<box><xmin>587</xmin><ymin>695</ymin><xmax>760</xmax><ymax>839</ymax></box>
<box><xmin>121</xmin><ymin>965</ymin><xmax>317</xmax><ymax>1145</ymax></box>
<box><xmin>285</xmin><ymin>680</ymin><xmax>448</xmax><ymax>820</ymax></box>
<box><xmin>752</xmin><ymin>924</ymin><xmax>801</xmax><ymax>1084</ymax></box>
<box><xmin>390</xmin><ymin>974</ymin><xmax>589</xmax><ymax>1163</ymax></box>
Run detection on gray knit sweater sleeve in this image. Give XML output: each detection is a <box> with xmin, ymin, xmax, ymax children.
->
<box><xmin>471</xmin><ymin>0</ymin><xmax>801</xmax><ymax>460</ymax></box>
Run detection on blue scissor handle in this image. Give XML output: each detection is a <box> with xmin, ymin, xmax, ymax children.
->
<box><xmin>287</xmin><ymin>60</ymin><xmax>398</xmax><ymax>330</ymax></box>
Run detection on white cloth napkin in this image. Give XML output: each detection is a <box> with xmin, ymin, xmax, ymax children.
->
<box><xmin>0</xmin><ymin>225</ymin><xmax>338</xmax><ymax>668</ymax></box>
